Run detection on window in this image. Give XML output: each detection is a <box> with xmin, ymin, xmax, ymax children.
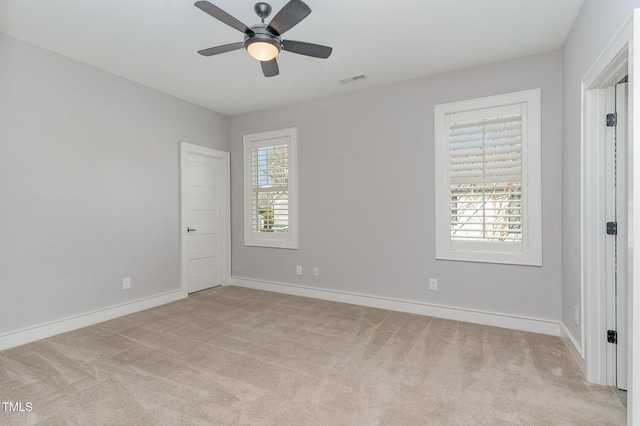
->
<box><xmin>434</xmin><ymin>89</ymin><xmax>541</xmax><ymax>265</ymax></box>
<box><xmin>243</xmin><ymin>127</ymin><xmax>298</xmax><ymax>249</ymax></box>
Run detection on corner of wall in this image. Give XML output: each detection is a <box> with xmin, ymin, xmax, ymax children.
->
<box><xmin>560</xmin><ymin>320</ymin><xmax>587</xmax><ymax>376</ymax></box>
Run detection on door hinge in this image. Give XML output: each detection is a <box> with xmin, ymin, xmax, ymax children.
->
<box><xmin>607</xmin><ymin>330</ymin><xmax>618</xmax><ymax>344</ymax></box>
<box><xmin>606</xmin><ymin>113</ymin><xmax>617</xmax><ymax>127</ymax></box>
<box><xmin>607</xmin><ymin>222</ymin><xmax>618</xmax><ymax>235</ymax></box>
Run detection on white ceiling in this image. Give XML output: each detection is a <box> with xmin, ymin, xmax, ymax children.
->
<box><xmin>0</xmin><ymin>0</ymin><xmax>583</xmax><ymax>116</ymax></box>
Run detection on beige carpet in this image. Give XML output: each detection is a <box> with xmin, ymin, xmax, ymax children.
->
<box><xmin>0</xmin><ymin>286</ymin><xmax>626</xmax><ymax>425</ymax></box>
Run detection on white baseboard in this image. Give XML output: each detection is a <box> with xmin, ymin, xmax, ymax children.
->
<box><xmin>0</xmin><ymin>280</ymin><xmax>568</xmax><ymax>352</ymax></box>
<box><xmin>229</xmin><ymin>277</ymin><xmax>562</xmax><ymax>336</ymax></box>
<box><xmin>0</xmin><ymin>289</ymin><xmax>187</xmax><ymax>351</ymax></box>
<box><xmin>559</xmin><ymin>321</ymin><xmax>587</xmax><ymax>375</ymax></box>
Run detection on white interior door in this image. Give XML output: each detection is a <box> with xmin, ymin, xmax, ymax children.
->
<box><xmin>180</xmin><ymin>143</ymin><xmax>230</xmax><ymax>293</ymax></box>
<box><xmin>606</xmin><ymin>81</ymin><xmax>629</xmax><ymax>391</ymax></box>
<box><xmin>615</xmin><ymin>81</ymin><xmax>628</xmax><ymax>391</ymax></box>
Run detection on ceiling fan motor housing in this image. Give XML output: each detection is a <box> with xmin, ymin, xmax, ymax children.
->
<box><xmin>244</xmin><ymin>24</ymin><xmax>282</xmax><ymax>55</ymax></box>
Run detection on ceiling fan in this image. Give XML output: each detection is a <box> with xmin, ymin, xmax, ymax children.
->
<box><xmin>195</xmin><ymin>0</ymin><xmax>332</xmax><ymax>77</ymax></box>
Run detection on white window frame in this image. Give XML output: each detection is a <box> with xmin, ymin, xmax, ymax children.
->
<box><xmin>243</xmin><ymin>127</ymin><xmax>298</xmax><ymax>249</ymax></box>
<box><xmin>434</xmin><ymin>89</ymin><xmax>542</xmax><ymax>266</ymax></box>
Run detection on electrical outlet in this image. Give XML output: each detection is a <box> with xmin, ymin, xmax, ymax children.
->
<box><xmin>313</xmin><ymin>267</ymin><xmax>319</xmax><ymax>277</ymax></box>
<box><xmin>574</xmin><ymin>306</ymin><xmax>579</xmax><ymax>326</ymax></box>
<box><xmin>429</xmin><ymin>278</ymin><xmax>438</xmax><ymax>291</ymax></box>
<box><xmin>296</xmin><ymin>265</ymin><xmax>303</xmax><ymax>276</ymax></box>
<box><xmin>123</xmin><ymin>277</ymin><xmax>131</xmax><ymax>290</ymax></box>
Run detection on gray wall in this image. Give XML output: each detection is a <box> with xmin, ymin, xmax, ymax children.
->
<box><xmin>561</xmin><ymin>0</ymin><xmax>640</xmax><ymax>349</ymax></box>
<box><xmin>229</xmin><ymin>50</ymin><xmax>563</xmax><ymax>321</ymax></box>
<box><xmin>0</xmin><ymin>34</ymin><xmax>228</xmax><ymax>335</ymax></box>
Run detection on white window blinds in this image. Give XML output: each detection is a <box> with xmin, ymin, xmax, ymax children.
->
<box><xmin>448</xmin><ymin>104</ymin><xmax>524</xmax><ymax>243</ymax></box>
<box><xmin>250</xmin><ymin>142</ymin><xmax>290</xmax><ymax>234</ymax></box>
<box><xmin>449</xmin><ymin>105</ymin><xmax>523</xmax><ymax>185</ymax></box>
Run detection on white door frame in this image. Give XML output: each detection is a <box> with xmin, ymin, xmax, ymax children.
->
<box><xmin>180</xmin><ymin>142</ymin><xmax>231</xmax><ymax>293</ymax></box>
<box><xmin>581</xmin><ymin>10</ymin><xmax>638</xmax><ymax>425</ymax></box>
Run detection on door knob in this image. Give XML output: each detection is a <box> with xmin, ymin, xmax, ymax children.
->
<box><xmin>187</xmin><ymin>228</ymin><xmax>196</xmax><ymax>233</ymax></box>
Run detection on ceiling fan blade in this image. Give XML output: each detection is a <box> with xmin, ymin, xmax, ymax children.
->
<box><xmin>282</xmin><ymin>40</ymin><xmax>332</xmax><ymax>58</ymax></box>
<box><xmin>198</xmin><ymin>42</ymin><xmax>245</xmax><ymax>56</ymax></box>
<box><xmin>267</xmin><ymin>0</ymin><xmax>311</xmax><ymax>36</ymax></box>
<box><xmin>195</xmin><ymin>1</ymin><xmax>252</xmax><ymax>34</ymax></box>
<box><xmin>261</xmin><ymin>58</ymin><xmax>279</xmax><ymax>77</ymax></box>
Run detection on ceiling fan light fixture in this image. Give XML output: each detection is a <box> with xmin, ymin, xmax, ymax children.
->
<box><xmin>246</xmin><ymin>38</ymin><xmax>280</xmax><ymax>61</ymax></box>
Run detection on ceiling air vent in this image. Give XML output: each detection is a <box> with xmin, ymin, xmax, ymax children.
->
<box><xmin>337</xmin><ymin>74</ymin><xmax>368</xmax><ymax>85</ymax></box>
